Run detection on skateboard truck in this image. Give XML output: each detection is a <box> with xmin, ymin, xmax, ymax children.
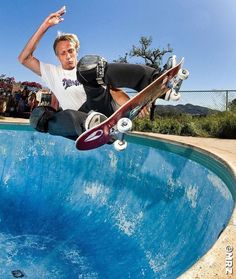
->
<box><xmin>166</xmin><ymin>68</ymin><xmax>189</xmax><ymax>100</ymax></box>
<box><xmin>113</xmin><ymin>118</ymin><xmax>132</xmax><ymax>151</ymax></box>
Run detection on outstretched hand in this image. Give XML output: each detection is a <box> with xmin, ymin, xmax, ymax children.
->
<box><xmin>138</xmin><ymin>105</ymin><xmax>151</xmax><ymax>118</ymax></box>
<box><xmin>18</xmin><ymin>6</ymin><xmax>67</xmax><ymax>77</ymax></box>
<box><xmin>44</xmin><ymin>6</ymin><xmax>66</xmax><ymax>28</ymax></box>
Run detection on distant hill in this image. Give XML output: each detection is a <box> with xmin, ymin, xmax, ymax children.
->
<box><xmin>155</xmin><ymin>103</ymin><xmax>219</xmax><ymax>116</ymax></box>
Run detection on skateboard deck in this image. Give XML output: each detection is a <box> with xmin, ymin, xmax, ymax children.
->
<box><xmin>76</xmin><ymin>58</ymin><xmax>185</xmax><ymax>151</ymax></box>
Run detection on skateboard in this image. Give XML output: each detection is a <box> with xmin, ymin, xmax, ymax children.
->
<box><xmin>76</xmin><ymin>58</ymin><xmax>189</xmax><ymax>151</ymax></box>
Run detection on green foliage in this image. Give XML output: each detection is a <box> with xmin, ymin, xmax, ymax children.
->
<box><xmin>229</xmin><ymin>99</ymin><xmax>236</xmax><ymax>112</ymax></box>
<box><xmin>201</xmin><ymin>111</ymin><xmax>236</xmax><ymax>138</ymax></box>
<box><xmin>133</xmin><ymin>111</ymin><xmax>236</xmax><ymax>139</ymax></box>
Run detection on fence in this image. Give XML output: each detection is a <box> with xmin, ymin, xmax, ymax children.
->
<box><xmin>128</xmin><ymin>90</ymin><xmax>236</xmax><ymax>111</ymax></box>
<box><xmin>178</xmin><ymin>90</ymin><xmax>236</xmax><ymax>111</ymax></box>
<box><xmin>1</xmin><ymin>89</ymin><xmax>236</xmax><ymax>117</ymax></box>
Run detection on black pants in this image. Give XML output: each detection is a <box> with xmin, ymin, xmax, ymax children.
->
<box><xmin>104</xmin><ymin>63</ymin><xmax>157</xmax><ymax>91</ymax></box>
<box><xmin>30</xmin><ymin>63</ymin><xmax>159</xmax><ymax>140</ymax></box>
<box><xmin>30</xmin><ymin>86</ymin><xmax>115</xmax><ymax>141</ymax></box>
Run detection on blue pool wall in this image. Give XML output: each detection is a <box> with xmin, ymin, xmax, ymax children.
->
<box><xmin>129</xmin><ymin>133</ymin><xmax>236</xmax><ymax>201</ymax></box>
<box><xmin>0</xmin><ymin>124</ymin><xmax>235</xmax><ymax>279</ymax></box>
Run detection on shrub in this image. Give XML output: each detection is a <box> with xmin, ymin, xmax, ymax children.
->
<box><xmin>133</xmin><ymin>110</ymin><xmax>236</xmax><ymax>139</ymax></box>
<box><xmin>180</xmin><ymin>121</ymin><xmax>199</xmax><ymax>136</ymax></box>
<box><xmin>213</xmin><ymin>112</ymin><xmax>236</xmax><ymax>138</ymax></box>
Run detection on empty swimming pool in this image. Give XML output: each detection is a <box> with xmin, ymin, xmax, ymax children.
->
<box><xmin>0</xmin><ymin>125</ymin><xmax>235</xmax><ymax>278</ymax></box>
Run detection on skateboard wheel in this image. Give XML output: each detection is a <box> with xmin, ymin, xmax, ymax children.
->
<box><xmin>114</xmin><ymin>140</ymin><xmax>128</xmax><ymax>151</ymax></box>
<box><xmin>117</xmin><ymin>118</ymin><xmax>133</xmax><ymax>133</ymax></box>
<box><xmin>164</xmin><ymin>89</ymin><xmax>181</xmax><ymax>101</ymax></box>
<box><xmin>178</xmin><ymin>68</ymin><xmax>189</xmax><ymax>80</ymax></box>
<box><xmin>170</xmin><ymin>89</ymin><xmax>181</xmax><ymax>101</ymax></box>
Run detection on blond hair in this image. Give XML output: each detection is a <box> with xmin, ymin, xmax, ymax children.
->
<box><xmin>53</xmin><ymin>32</ymin><xmax>80</xmax><ymax>55</ymax></box>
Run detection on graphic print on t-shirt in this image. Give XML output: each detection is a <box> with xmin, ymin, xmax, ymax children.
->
<box><xmin>62</xmin><ymin>78</ymin><xmax>80</xmax><ymax>90</ymax></box>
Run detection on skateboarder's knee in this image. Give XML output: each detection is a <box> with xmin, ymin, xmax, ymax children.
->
<box><xmin>30</xmin><ymin>106</ymin><xmax>57</xmax><ymax>133</ymax></box>
<box><xmin>77</xmin><ymin>55</ymin><xmax>107</xmax><ymax>87</ymax></box>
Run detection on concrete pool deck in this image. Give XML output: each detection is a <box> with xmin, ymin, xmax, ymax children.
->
<box><xmin>1</xmin><ymin>117</ymin><xmax>235</xmax><ymax>278</ymax></box>
<box><xmin>0</xmin><ymin>116</ymin><xmax>29</xmax><ymax>124</ymax></box>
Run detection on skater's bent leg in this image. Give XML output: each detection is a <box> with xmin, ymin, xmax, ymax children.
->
<box><xmin>104</xmin><ymin>63</ymin><xmax>157</xmax><ymax>91</ymax></box>
<box><xmin>30</xmin><ymin>106</ymin><xmax>87</xmax><ymax>140</ymax></box>
<box><xmin>77</xmin><ymin>55</ymin><xmax>158</xmax><ymax>92</ymax></box>
<box><xmin>83</xmin><ymin>86</ymin><xmax>115</xmax><ymax>117</ymax></box>
<box><xmin>30</xmin><ymin>106</ymin><xmax>57</xmax><ymax>132</ymax></box>
<box><xmin>48</xmin><ymin>110</ymin><xmax>88</xmax><ymax>140</ymax></box>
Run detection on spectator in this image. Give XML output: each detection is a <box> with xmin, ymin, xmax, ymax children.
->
<box><xmin>28</xmin><ymin>92</ymin><xmax>39</xmax><ymax>112</ymax></box>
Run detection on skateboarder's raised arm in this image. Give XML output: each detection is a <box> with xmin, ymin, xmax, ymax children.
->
<box><xmin>18</xmin><ymin>6</ymin><xmax>66</xmax><ymax>76</ymax></box>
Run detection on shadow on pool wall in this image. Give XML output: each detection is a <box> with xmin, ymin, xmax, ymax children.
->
<box><xmin>0</xmin><ymin>128</ymin><xmax>234</xmax><ymax>279</ymax></box>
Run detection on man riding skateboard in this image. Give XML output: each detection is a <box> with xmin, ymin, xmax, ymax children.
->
<box><xmin>18</xmin><ymin>6</ymin><xmax>178</xmax><ymax>141</ymax></box>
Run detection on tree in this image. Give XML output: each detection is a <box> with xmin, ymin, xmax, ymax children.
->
<box><xmin>21</xmin><ymin>81</ymin><xmax>42</xmax><ymax>89</ymax></box>
<box><xmin>0</xmin><ymin>74</ymin><xmax>15</xmax><ymax>93</ymax></box>
<box><xmin>114</xmin><ymin>36</ymin><xmax>173</xmax><ymax>70</ymax></box>
<box><xmin>115</xmin><ymin>53</ymin><xmax>129</xmax><ymax>64</ymax></box>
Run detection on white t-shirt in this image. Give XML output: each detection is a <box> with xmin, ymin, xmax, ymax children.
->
<box><xmin>40</xmin><ymin>61</ymin><xmax>87</xmax><ymax>110</ymax></box>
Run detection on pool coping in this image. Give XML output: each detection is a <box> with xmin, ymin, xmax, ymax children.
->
<box><xmin>1</xmin><ymin>117</ymin><xmax>235</xmax><ymax>278</ymax></box>
<box><xmin>133</xmin><ymin>132</ymin><xmax>236</xmax><ymax>279</ymax></box>
<box><xmin>0</xmin><ymin>117</ymin><xmax>29</xmax><ymax>124</ymax></box>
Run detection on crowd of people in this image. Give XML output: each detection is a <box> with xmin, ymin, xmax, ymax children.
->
<box><xmin>0</xmin><ymin>87</ymin><xmax>41</xmax><ymax>118</ymax></box>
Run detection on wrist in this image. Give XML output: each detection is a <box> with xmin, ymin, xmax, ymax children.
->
<box><xmin>40</xmin><ymin>21</ymin><xmax>50</xmax><ymax>31</ymax></box>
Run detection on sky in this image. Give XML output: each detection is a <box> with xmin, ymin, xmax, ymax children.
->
<box><xmin>0</xmin><ymin>0</ymin><xmax>236</xmax><ymax>92</ymax></box>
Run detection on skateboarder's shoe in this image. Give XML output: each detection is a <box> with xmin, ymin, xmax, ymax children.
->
<box><xmin>85</xmin><ymin>111</ymin><xmax>107</xmax><ymax>130</ymax></box>
<box><xmin>154</xmin><ymin>55</ymin><xmax>177</xmax><ymax>80</ymax></box>
<box><xmin>163</xmin><ymin>55</ymin><xmax>177</xmax><ymax>71</ymax></box>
